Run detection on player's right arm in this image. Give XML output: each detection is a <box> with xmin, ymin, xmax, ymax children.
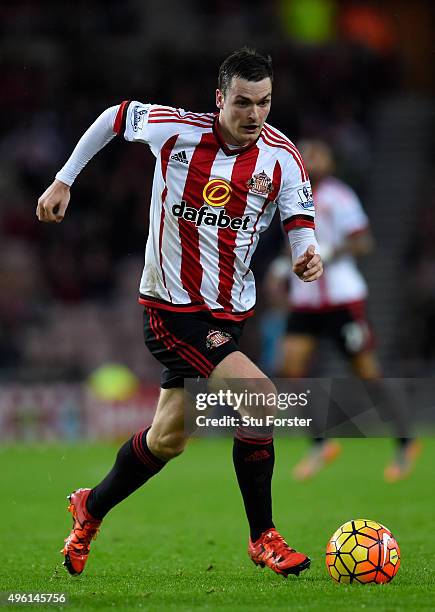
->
<box><xmin>36</xmin><ymin>178</ymin><xmax>71</xmax><ymax>223</ymax></box>
<box><xmin>36</xmin><ymin>105</ymin><xmax>120</xmax><ymax>223</ymax></box>
<box><xmin>36</xmin><ymin>100</ymin><xmax>197</xmax><ymax>223</ymax></box>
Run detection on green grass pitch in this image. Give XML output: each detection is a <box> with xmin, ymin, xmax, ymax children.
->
<box><xmin>1</xmin><ymin>438</ymin><xmax>434</xmax><ymax>611</ymax></box>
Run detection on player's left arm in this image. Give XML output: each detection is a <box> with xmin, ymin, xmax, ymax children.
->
<box><xmin>292</xmin><ymin>240</ymin><xmax>323</xmax><ymax>281</ymax></box>
<box><xmin>277</xmin><ymin>156</ymin><xmax>323</xmax><ymax>282</ymax></box>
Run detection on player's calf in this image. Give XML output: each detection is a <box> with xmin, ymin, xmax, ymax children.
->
<box><xmin>146</xmin><ymin>428</ymin><xmax>188</xmax><ymax>461</ymax></box>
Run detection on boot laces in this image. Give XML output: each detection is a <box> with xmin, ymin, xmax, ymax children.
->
<box><xmin>264</xmin><ymin>531</ymin><xmax>294</xmax><ymax>561</ymax></box>
<box><xmin>67</xmin><ymin>519</ymin><xmax>100</xmax><ymax>553</ymax></box>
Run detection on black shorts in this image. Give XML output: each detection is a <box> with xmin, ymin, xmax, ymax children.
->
<box><xmin>143</xmin><ymin>307</ymin><xmax>245</xmax><ymax>388</ymax></box>
<box><xmin>286</xmin><ymin>302</ymin><xmax>374</xmax><ymax>358</ymax></box>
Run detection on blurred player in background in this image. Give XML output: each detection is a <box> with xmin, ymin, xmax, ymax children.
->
<box><xmin>265</xmin><ymin>139</ymin><xmax>420</xmax><ymax>482</ymax></box>
<box><xmin>36</xmin><ymin>49</ymin><xmax>323</xmax><ymax>578</ymax></box>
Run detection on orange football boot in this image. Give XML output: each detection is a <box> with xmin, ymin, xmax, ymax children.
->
<box><xmin>292</xmin><ymin>440</ymin><xmax>341</xmax><ymax>481</ymax></box>
<box><xmin>384</xmin><ymin>439</ymin><xmax>422</xmax><ymax>483</ymax></box>
<box><xmin>248</xmin><ymin>528</ymin><xmax>310</xmax><ymax>577</ymax></box>
<box><xmin>61</xmin><ymin>488</ymin><xmax>101</xmax><ymax>575</ymax></box>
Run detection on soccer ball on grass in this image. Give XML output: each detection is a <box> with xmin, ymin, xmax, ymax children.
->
<box><xmin>326</xmin><ymin>519</ymin><xmax>400</xmax><ymax>584</ymax></box>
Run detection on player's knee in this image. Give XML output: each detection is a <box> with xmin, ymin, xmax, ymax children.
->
<box><xmin>149</xmin><ymin>430</ymin><xmax>187</xmax><ymax>461</ymax></box>
<box><xmin>243</xmin><ymin>378</ymin><xmax>278</xmax><ymax>418</ymax></box>
<box><xmin>351</xmin><ymin>352</ymin><xmax>381</xmax><ymax>379</ymax></box>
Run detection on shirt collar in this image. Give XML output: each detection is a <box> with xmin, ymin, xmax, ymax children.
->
<box><xmin>213</xmin><ymin>116</ymin><xmax>260</xmax><ymax>157</ymax></box>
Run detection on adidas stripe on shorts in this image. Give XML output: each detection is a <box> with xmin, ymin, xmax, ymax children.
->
<box><xmin>143</xmin><ymin>307</ymin><xmax>245</xmax><ymax>388</ymax></box>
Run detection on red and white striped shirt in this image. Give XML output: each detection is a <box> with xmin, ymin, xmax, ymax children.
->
<box><xmin>114</xmin><ymin>101</ymin><xmax>315</xmax><ymax>320</ymax></box>
<box><xmin>290</xmin><ymin>176</ymin><xmax>369</xmax><ymax>310</ymax></box>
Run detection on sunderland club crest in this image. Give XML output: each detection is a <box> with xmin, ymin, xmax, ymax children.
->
<box><xmin>206</xmin><ymin>329</ymin><xmax>232</xmax><ymax>350</ymax></box>
<box><xmin>247</xmin><ymin>170</ymin><xmax>273</xmax><ymax>196</ymax></box>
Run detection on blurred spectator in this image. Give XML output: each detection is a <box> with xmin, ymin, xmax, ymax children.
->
<box><xmin>400</xmin><ymin>199</ymin><xmax>435</xmax><ymax>373</ymax></box>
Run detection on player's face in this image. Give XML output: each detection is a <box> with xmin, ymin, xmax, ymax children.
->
<box><xmin>216</xmin><ymin>77</ymin><xmax>272</xmax><ymax>146</ymax></box>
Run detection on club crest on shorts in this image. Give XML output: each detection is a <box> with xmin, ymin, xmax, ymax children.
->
<box><xmin>247</xmin><ymin>171</ymin><xmax>273</xmax><ymax>196</ymax></box>
<box><xmin>206</xmin><ymin>329</ymin><xmax>231</xmax><ymax>349</ymax></box>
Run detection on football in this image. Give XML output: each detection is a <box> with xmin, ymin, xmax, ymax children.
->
<box><xmin>326</xmin><ymin>519</ymin><xmax>400</xmax><ymax>584</ymax></box>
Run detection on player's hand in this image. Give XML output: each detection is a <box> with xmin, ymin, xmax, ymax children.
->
<box><xmin>36</xmin><ymin>179</ymin><xmax>70</xmax><ymax>223</ymax></box>
<box><xmin>293</xmin><ymin>244</ymin><xmax>323</xmax><ymax>282</ymax></box>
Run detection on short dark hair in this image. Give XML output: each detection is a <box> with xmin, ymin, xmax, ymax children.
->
<box><xmin>218</xmin><ymin>47</ymin><xmax>273</xmax><ymax>95</ymax></box>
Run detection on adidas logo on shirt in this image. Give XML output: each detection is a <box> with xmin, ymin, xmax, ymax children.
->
<box><xmin>171</xmin><ymin>150</ymin><xmax>189</xmax><ymax>164</ymax></box>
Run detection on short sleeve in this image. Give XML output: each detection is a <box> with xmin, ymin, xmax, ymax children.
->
<box><xmin>277</xmin><ymin>156</ymin><xmax>315</xmax><ymax>233</ymax></box>
<box><xmin>334</xmin><ymin>188</ymin><xmax>369</xmax><ymax>237</ymax></box>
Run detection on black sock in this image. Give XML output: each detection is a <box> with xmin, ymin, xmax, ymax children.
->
<box><xmin>233</xmin><ymin>435</ymin><xmax>275</xmax><ymax>543</ymax></box>
<box><xmin>397</xmin><ymin>437</ymin><xmax>411</xmax><ymax>449</ymax></box>
<box><xmin>86</xmin><ymin>428</ymin><xmax>166</xmax><ymax>519</ymax></box>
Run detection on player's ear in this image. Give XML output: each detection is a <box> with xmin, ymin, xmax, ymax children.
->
<box><xmin>216</xmin><ymin>89</ymin><xmax>224</xmax><ymax>109</ymax></box>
